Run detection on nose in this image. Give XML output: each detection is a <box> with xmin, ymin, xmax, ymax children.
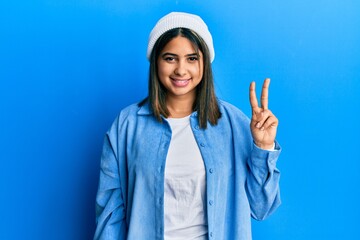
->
<box><xmin>174</xmin><ymin>60</ymin><xmax>186</xmax><ymax>76</ymax></box>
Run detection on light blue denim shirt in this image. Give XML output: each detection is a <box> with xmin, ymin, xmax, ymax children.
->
<box><xmin>94</xmin><ymin>100</ymin><xmax>281</xmax><ymax>240</ymax></box>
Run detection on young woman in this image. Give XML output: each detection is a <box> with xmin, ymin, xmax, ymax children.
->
<box><xmin>94</xmin><ymin>12</ymin><xmax>281</xmax><ymax>240</ymax></box>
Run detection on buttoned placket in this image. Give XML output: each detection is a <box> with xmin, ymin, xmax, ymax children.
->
<box><xmin>190</xmin><ymin>114</ymin><xmax>215</xmax><ymax>239</ymax></box>
<box><xmin>155</xmin><ymin>120</ymin><xmax>172</xmax><ymax>240</ymax></box>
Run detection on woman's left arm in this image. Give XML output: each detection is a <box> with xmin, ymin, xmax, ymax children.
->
<box><xmin>246</xmin><ymin>78</ymin><xmax>281</xmax><ymax>220</ymax></box>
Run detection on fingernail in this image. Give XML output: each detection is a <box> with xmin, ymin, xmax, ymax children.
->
<box><xmin>261</xmin><ymin>127</ymin><xmax>265</xmax><ymax>131</ymax></box>
<box><xmin>256</xmin><ymin>123</ymin><xmax>261</xmax><ymax>128</ymax></box>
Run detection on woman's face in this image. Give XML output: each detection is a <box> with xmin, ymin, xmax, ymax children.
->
<box><xmin>157</xmin><ymin>36</ymin><xmax>204</xmax><ymax>101</ymax></box>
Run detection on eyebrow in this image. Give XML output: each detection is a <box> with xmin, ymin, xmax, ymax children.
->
<box><xmin>161</xmin><ymin>52</ymin><xmax>199</xmax><ymax>58</ymax></box>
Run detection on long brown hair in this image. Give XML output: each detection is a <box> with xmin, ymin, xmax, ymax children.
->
<box><xmin>139</xmin><ymin>28</ymin><xmax>221</xmax><ymax>129</ymax></box>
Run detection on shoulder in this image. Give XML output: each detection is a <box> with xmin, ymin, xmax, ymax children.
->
<box><xmin>108</xmin><ymin>101</ymin><xmax>148</xmax><ymax>132</ymax></box>
<box><xmin>117</xmin><ymin>99</ymin><xmax>153</xmax><ymax>119</ymax></box>
<box><xmin>118</xmin><ymin>102</ymin><xmax>142</xmax><ymax>120</ymax></box>
<box><xmin>216</xmin><ymin>99</ymin><xmax>252</xmax><ymax>139</ymax></box>
<box><xmin>218</xmin><ymin>99</ymin><xmax>240</xmax><ymax>111</ymax></box>
<box><xmin>218</xmin><ymin>99</ymin><xmax>249</xmax><ymax>122</ymax></box>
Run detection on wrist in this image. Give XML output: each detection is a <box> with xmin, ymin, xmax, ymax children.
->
<box><xmin>254</xmin><ymin>141</ymin><xmax>275</xmax><ymax>150</ymax></box>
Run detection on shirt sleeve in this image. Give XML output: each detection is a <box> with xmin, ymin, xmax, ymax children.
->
<box><xmin>94</xmin><ymin>126</ymin><xmax>127</xmax><ymax>240</ymax></box>
<box><xmin>246</xmin><ymin>141</ymin><xmax>281</xmax><ymax>221</ymax></box>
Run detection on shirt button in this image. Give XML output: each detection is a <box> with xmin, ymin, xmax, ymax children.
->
<box><xmin>200</xmin><ymin>143</ymin><xmax>205</xmax><ymax>147</ymax></box>
<box><xmin>209</xmin><ymin>168</ymin><xmax>214</xmax><ymax>173</ymax></box>
<box><xmin>159</xmin><ymin>198</ymin><xmax>163</xmax><ymax>204</ymax></box>
<box><xmin>210</xmin><ymin>232</ymin><xmax>213</xmax><ymax>237</ymax></box>
<box><xmin>195</xmin><ymin>125</ymin><xmax>200</xmax><ymax>130</ymax></box>
<box><xmin>209</xmin><ymin>200</ymin><xmax>213</xmax><ymax>206</ymax></box>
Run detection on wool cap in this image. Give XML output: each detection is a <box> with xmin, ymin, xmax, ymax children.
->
<box><xmin>147</xmin><ymin>12</ymin><xmax>215</xmax><ymax>62</ymax></box>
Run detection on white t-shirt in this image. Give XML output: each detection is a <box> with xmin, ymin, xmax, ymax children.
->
<box><xmin>164</xmin><ymin>116</ymin><xmax>208</xmax><ymax>240</ymax></box>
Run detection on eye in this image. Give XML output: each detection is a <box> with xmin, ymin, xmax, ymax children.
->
<box><xmin>162</xmin><ymin>56</ymin><xmax>177</xmax><ymax>62</ymax></box>
<box><xmin>188</xmin><ymin>56</ymin><xmax>198</xmax><ymax>62</ymax></box>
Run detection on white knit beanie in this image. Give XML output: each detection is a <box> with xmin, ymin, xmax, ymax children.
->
<box><xmin>147</xmin><ymin>12</ymin><xmax>215</xmax><ymax>62</ymax></box>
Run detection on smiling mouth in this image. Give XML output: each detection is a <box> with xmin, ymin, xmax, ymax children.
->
<box><xmin>170</xmin><ymin>77</ymin><xmax>191</xmax><ymax>87</ymax></box>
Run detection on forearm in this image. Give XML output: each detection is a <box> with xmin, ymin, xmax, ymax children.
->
<box><xmin>246</xmin><ymin>141</ymin><xmax>281</xmax><ymax>220</ymax></box>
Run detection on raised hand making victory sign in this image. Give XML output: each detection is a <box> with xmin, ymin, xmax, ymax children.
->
<box><xmin>249</xmin><ymin>78</ymin><xmax>279</xmax><ymax>150</ymax></box>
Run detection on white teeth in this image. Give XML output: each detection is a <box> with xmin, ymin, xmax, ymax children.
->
<box><xmin>173</xmin><ymin>79</ymin><xmax>189</xmax><ymax>82</ymax></box>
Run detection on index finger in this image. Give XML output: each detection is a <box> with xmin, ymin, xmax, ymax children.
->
<box><xmin>249</xmin><ymin>81</ymin><xmax>259</xmax><ymax>109</ymax></box>
<box><xmin>261</xmin><ymin>78</ymin><xmax>270</xmax><ymax>110</ymax></box>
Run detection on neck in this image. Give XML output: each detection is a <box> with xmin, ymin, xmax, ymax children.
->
<box><xmin>166</xmin><ymin>94</ymin><xmax>195</xmax><ymax>118</ymax></box>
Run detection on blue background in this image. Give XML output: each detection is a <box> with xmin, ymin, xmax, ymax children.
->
<box><xmin>1</xmin><ymin>0</ymin><xmax>359</xmax><ymax>239</ymax></box>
